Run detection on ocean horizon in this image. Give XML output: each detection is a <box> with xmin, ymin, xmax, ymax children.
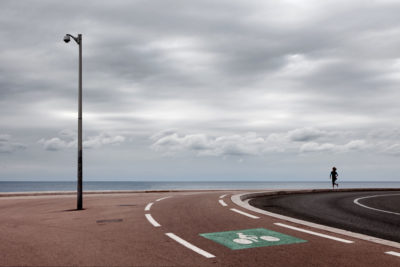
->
<box><xmin>0</xmin><ymin>181</ymin><xmax>399</xmax><ymax>193</ymax></box>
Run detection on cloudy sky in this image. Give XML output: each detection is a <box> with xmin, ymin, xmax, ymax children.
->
<box><xmin>1</xmin><ymin>0</ymin><xmax>400</xmax><ymax>181</ymax></box>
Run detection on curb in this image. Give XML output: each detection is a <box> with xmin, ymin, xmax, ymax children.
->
<box><xmin>231</xmin><ymin>188</ymin><xmax>400</xmax><ymax>249</ymax></box>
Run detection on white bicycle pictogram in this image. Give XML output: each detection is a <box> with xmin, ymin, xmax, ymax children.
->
<box><xmin>233</xmin><ymin>232</ymin><xmax>280</xmax><ymax>244</ymax></box>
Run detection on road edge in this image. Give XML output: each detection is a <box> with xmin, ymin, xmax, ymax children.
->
<box><xmin>231</xmin><ymin>189</ymin><xmax>400</xmax><ymax>249</ymax></box>
<box><xmin>0</xmin><ymin>189</ymin><xmax>235</xmax><ymax>198</ymax></box>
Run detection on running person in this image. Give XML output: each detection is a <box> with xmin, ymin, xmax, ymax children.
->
<box><xmin>330</xmin><ymin>167</ymin><xmax>339</xmax><ymax>189</ymax></box>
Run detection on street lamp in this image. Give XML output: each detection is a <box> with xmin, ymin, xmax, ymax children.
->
<box><xmin>64</xmin><ymin>33</ymin><xmax>83</xmax><ymax>210</ymax></box>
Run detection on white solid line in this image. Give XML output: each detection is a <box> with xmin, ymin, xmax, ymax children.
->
<box><xmin>385</xmin><ymin>251</ymin><xmax>400</xmax><ymax>257</ymax></box>
<box><xmin>275</xmin><ymin>223</ymin><xmax>354</xmax><ymax>243</ymax></box>
<box><xmin>165</xmin><ymin>233</ymin><xmax>215</xmax><ymax>258</ymax></box>
<box><xmin>145</xmin><ymin>213</ymin><xmax>161</xmax><ymax>227</ymax></box>
<box><xmin>353</xmin><ymin>194</ymin><xmax>400</xmax><ymax>216</ymax></box>
<box><xmin>230</xmin><ymin>208</ymin><xmax>259</xmax><ymax>219</ymax></box>
<box><xmin>156</xmin><ymin>196</ymin><xmax>171</xmax><ymax>202</ymax></box>
<box><xmin>144</xmin><ymin>202</ymin><xmax>153</xmax><ymax>211</ymax></box>
<box><xmin>219</xmin><ymin>199</ymin><xmax>228</xmax><ymax>207</ymax></box>
<box><xmin>219</xmin><ymin>194</ymin><xmax>227</xmax><ymax>199</ymax></box>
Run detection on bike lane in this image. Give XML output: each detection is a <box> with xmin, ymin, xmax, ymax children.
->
<box><xmin>148</xmin><ymin>191</ymin><xmax>400</xmax><ymax>266</ymax></box>
<box><xmin>0</xmin><ymin>192</ymin><xmax>216</xmax><ymax>267</ymax></box>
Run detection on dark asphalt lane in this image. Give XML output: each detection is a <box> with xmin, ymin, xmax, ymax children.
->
<box><xmin>249</xmin><ymin>190</ymin><xmax>400</xmax><ymax>243</ymax></box>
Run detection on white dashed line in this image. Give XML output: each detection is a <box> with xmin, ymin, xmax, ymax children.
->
<box><xmin>144</xmin><ymin>202</ymin><xmax>153</xmax><ymax>211</ymax></box>
<box><xmin>385</xmin><ymin>251</ymin><xmax>400</xmax><ymax>257</ymax></box>
<box><xmin>145</xmin><ymin>214</ymin><xmax>161</xmax><ymax>227</ymax></box>
<box><xmin>219</xmin><ymin>194</ymin><xmax>227</xmax><ymax>199</ymax></box>
<box><xmin>275</xmin><ymin>223</ymin><xmax>354</xmax><ymax>243</ymax></box>
<box><xmin>230</xmin><ymin>208</ymin><xmax>259</xmax><ymax>219</ymax></box>
<box><xmin>219</xmin><ymin>199</ymin><xmax>227</xmax><ymax>207</ymax></box>
<box><xmin>156</xmin><ymin>196</ymin><xmax>172</xmax><ymax>202</ymax></box>
<box><xmin>165</xmin><ymin>233</ymin><xmax>215</xmax><ymax>258</ymax></box>
<box><xmin>353</xmin><ymin>194</ymin><xmax>400</xmax><ymax>216</ymax></box>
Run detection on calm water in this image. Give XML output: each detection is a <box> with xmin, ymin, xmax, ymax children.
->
<box><xmin>0</xmin><ymin>181</ymin><xmax>399</xmax><ymax>193</ymax></box>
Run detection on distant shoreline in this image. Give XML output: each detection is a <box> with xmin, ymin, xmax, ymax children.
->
<box><xmin>1</xmin><ymin>186</ymin><xmax>400</xmax><ymax>198</ymax></box>
<box><xmin>0</xmin><ymin>189</ymin><xmax>228</xmax><ymax>198</ymax></box>
<box><xmin>1</xmin><ymin>180</ymin><xmax>398</xmax><ymax>182</ymax></box>
<box><xmin>0</xmin><ymin>181</ymin><xmax>399</xmax><ymax>193</ymax></box>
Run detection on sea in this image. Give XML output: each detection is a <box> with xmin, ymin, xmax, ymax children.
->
<box><xmin>0</xmin><ymin>181</ymin><xmax>399</xmax><ymax>193</ymax></box>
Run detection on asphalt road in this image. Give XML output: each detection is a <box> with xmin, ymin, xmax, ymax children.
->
<box><xmin>249</xmin><ymin>190</ymin><xmax>400</xmax><ymax>243</ymax></box>
<box><xmin>1</xmin><ymin>191</ymin><xmax>400</xmax><ymax>266</ymax></box>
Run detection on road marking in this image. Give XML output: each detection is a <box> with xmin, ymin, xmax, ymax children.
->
<box><xmin>230</xmin><ymin>208</ymin><xmax>259</xmax><ymax>219</ymax></box>
<box><xmin>145</xmin><ymin>214</ymin><xmax>161</xmax><ymax>227</ymax></box>
<box><xmin>353</xmin><ymin>194</ymin><xmax>400</xmax><ymax>216</ymax></box>
<box><xmin>219</xmin><ymin>199</ymin><xmax>228</xmax><ymax>207</ymax></box>
<box><xmin>156</xmin><ymin>196</ymin><xmax>172</xmax><ymax>202</ymax></box>
<box><xmin>385</xmin><ymin>251</ymin><xmax>400</xmax><ymax>257</ymax></box>
<box><xmin>200</xmin><ymin>228</ymin><xmax>306</xmax><ymax>250</ymax></box>
<box><xmin>275</xmin><ymin>223</ymin><xmax>353</xmax><ymax>243</ymax></box>
<box><xmin>165</xmin><ymin>233</ymin><xmax>215</xmax><ymax>258</ymax></box>
<box><xmin>144</xmin><ymin>202</ymin><xmax>153</xmax><ymax>211</ymax></box>
<box><xmin>219</xmin><ymin>194</ymin><xmax>227</xmax><ymax>199</ymax></box>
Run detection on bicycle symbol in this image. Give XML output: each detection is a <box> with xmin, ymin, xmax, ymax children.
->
<box><xmin>233</xmin><ymin>232</ymin><xmax>280</xmax><ymax>245</ymax></box>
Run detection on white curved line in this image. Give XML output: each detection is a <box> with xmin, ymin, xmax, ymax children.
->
<box><xmin>386</xmin><ymin>251</ymin><xmax>400</xmax><ymax>257</ymax></box>
<box><xmin>353</xmin><ymin>194</ymin><xmax>400</xmax><ymax>216</ymax></box>
<box><xmin>230</xmin><ymin>208</ymin><xmax>259</xmax><ymax>219</ymax></box>
<box><xmin>219</xmin><ymin>199</ymin><xmax>227</xmax><ymax>207</ymax></box>
<box><xmin>145</xmin><ymin>214</ymin><xmax>161</xmax><ymax>227</ymax></box>
<box><xmin>156</xmin><ymin>196</ymin><xmax>171</xmax><ymax>202</ymax></box>
<box><xmin>144</xmin><ymin>202</ymin><xmax>153</xmax><ymax>211</ymax></box>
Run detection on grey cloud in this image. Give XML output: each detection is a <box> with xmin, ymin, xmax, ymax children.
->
<box><xmin>38</xmin><ymin>131</ymin><xmax>125</xmax><ymax>151</ymax></box>
<box><xmin>0</xmin><ymin>134</ymin><xmax>26</xmax><ymax>153</ymax></box>
<box><xmin>287</xmin><ymin>127</ymin><xmax>329</xmax><ymax>142</ymax></box>
<box><xmin>38</xmin><ymin>129</ymin><xmax>76</xmax><ymax>151</ymax></box>
<box><xmin>151</xmin><ymin>129</ymin><xmax>377</xmax><ymax>157</ymax></box>
<box><xmin>0</xmin><ymin>135</ymin><xmax>10</xmax><ymax>142</ymax></box>
<box><xmin>58</xmin><ymin>129</ymin><xmax>76</xmax><ymax>141</ymax></box>
<box><xmin>2</xmin><ymin>0</ymin><xmax>400</xmax><ymax>117</ymax></box>
<box><xmin>38</xmin><ymin>137</ymin><xmax>74</xmax><ymax>151</ymax></box>
<box><xmin>83</xmin><ymin>133</ymin><xmax>125</xmax><ymax>149</ymax></box>
<box><xmin>151</xmin><ymin>132</ymin><xmax>211</xmax><ymax>154</ymax></box>
<box><xmin>367</xmin><ymin>129</ymin><xmax>400</xmax><ymax>140</ymax></box>
<box><xmin>383</xmin><ymin>144</ymin><xmax>400</xmax><ymax>157</ymax></box>
<box><xmin>299</xmin><ymin>139</ymin><xmax>369</xmax><ymax>153</ymax></box>
<box><xmin>211</xmin><ymin>133</ymin><xmax>266</xmax><ymax>156</ymax></box>
<box><xmin>151</xmin><ymin>131</ymin><xmax>271</xmax><ymax>157</ymax></box>
<box><xmin>150</xmin><ymin>129</ymin><xmax>180</xmax><ymax>141</ymax></box>
<box><xmin>299</xmin><ymin>142</ymin><xmax>336</xmax><ymax>153</ymax></box>
<box><xmin>150</xmin><ymin>128</ymin><xmax>319</xmax><ymax>157</ymax></box>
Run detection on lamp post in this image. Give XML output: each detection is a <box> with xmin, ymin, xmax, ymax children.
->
<box><xmin>64</xmin><ymin>33</ymin><xmax>83</xmax><ymax>210</ymax></box>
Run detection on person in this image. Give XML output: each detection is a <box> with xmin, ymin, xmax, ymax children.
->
<box><xmin>330</xmin><ymin>167</ymin><xmax>339</xmax><ymax>189</ymax></box>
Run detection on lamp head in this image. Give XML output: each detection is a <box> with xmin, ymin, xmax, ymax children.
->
<box><xmin>63</xmin><ymin>35</ymin><xmax>71</xmax><ymax>43</ymax></box>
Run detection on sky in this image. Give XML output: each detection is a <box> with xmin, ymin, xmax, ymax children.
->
<box><xmin>1</xmin><ymin>0</ymin><xmax>400</xmax><ymax>181</ymax></box>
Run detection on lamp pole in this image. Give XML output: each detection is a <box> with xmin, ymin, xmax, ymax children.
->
<box><xmin>64</xmin><ymin>33</ymin><xmax>83</xmax><ymax>210</ymax></box>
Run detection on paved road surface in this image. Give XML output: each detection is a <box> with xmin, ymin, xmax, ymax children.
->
<box><xmin>1</xmin><ymin>191</ymin><xmax>400</xmax><ymax>266</ymax></box>
<box><xmin>249</xmin><ymin>191</ymin><xmax>400</xmax><ymax>243</ymax></box>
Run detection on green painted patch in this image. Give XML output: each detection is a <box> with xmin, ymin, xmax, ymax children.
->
<box><xmin>200</xmin><ymin>228</ymin><xmax>306</xmax><ymax>250</ymax></box>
